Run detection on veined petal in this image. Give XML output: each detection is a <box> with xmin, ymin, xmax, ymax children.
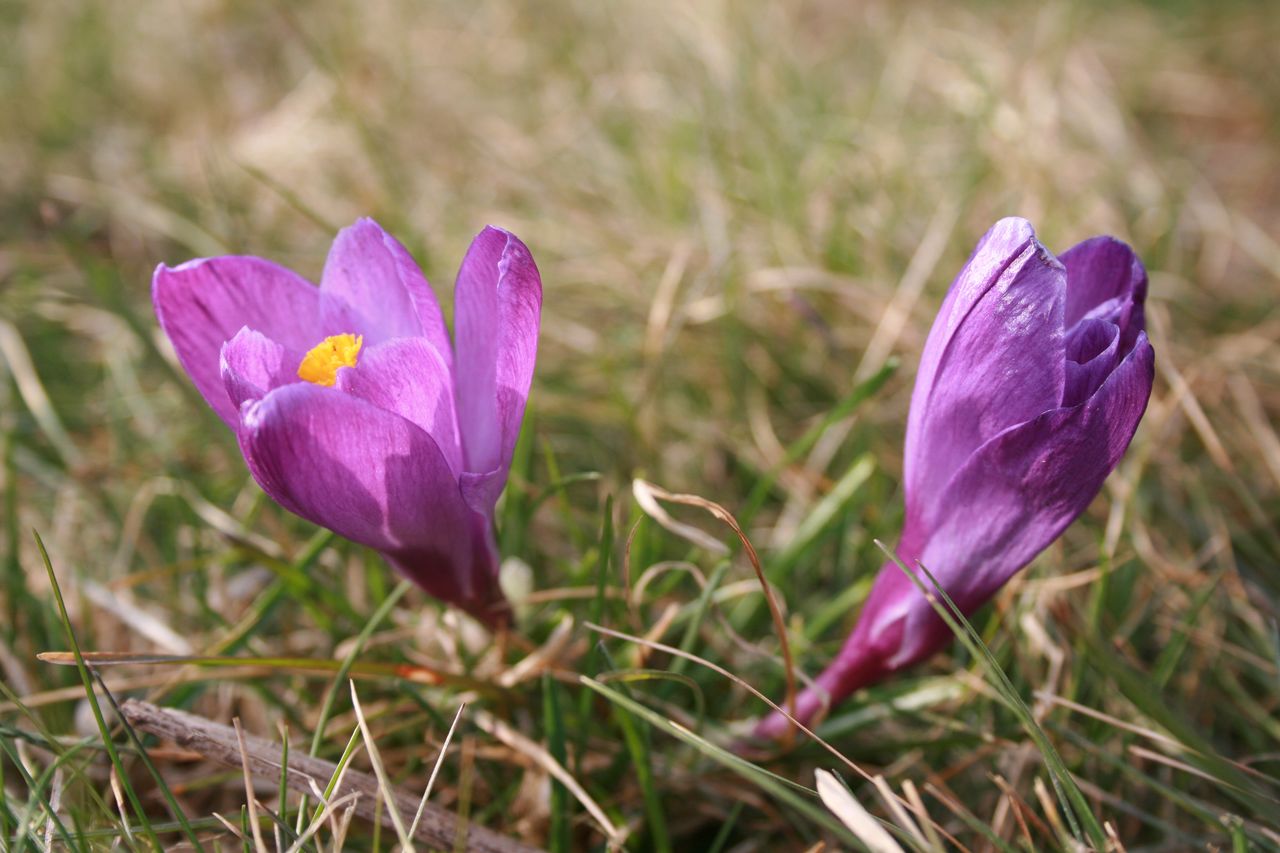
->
<box><xmin>385</xmin><ymin>511</ymin><xmax>509</xmax><ymax>626</ymax></box>
<box><xmin>453</xmin><ymin>226</ymin><xmax>542</xmax><ymax>481</ymax></box>
<box><xmin>1061</xmin><ymin>236</ymin><xmax>1147</xmax><ymax>353</ymax></box>
<box><xmin>759</xmin><ymin>223</ymin><xmax>1153</xmax><ymax>739</ymax></box>
<box><xmin>759</xmin><ymin>333</ymin><xmax>1154</xmax><ymax>737</ymax></box>
<box><xmin>904</xmin><ymin>218</ymin><xmax>1067</xmax><ymax>515</ymax></box>
<box><xmin>334</xmin><ymin>337</ymin><xmax>462</xmax><ymax>474</ymax></box>
<box><xmin>153</xmin><ymin>257</ymin><xmax>321</xmax><ymax>427</ymax></box>
<box><xmin>892</xmin><ymin>332</ymin><xmax>1154</xmax><ymax>666</ymax></box>
<box><xmin>235</xmin><ymin>383</ymin><xmax>484</xmax><ymax>608</ymax></box>
<box><xmin>319</xmin><ymin>218</ymin><xmax>455</xmax><ymax>364</ymax></box>
<box><xmin>907</xmin><ymin>218</ymin><xmax>1033</xmax><ymax>425</ymax></box>
<box><xmin>220</xmin><ymin>327</ymin><xmax>302</xmax><ymax>411</ymax></box>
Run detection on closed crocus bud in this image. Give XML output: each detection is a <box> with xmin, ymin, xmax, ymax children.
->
<box><xmin>153</xmin><ymin>219</ymin><xmax>541</xmax><ymax>627</ymax></box>
<box><xmin>757</xmin><ymin>217</ymin><xmax>1154</xmax><ymax>737</ymax></box>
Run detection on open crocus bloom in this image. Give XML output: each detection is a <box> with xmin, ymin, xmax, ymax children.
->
<box><xmin>153</xmin><ymin>219</ymin><xmax>541</xmax><ymax>626</ymax></box>
<box><xmin>757</xmin><ymin>217</ymin><xmax>1154</xmax><ymax>737</ymax></box>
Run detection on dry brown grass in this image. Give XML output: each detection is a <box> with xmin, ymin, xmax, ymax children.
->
<box><xmin>2</xmin><ymin>0</ymin><xmax>1279</xmax><ymax>849</ymax></box>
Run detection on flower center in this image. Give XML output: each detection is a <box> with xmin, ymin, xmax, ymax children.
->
<box><xmin>297</xmin><ymin>334</ymin><xmax>363</xmax><ymax>386</ymax></box>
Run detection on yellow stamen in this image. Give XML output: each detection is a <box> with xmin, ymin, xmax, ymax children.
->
<box><xmin>297</xmin><ymin>334</ymin><xmax>363</xmax><ymax>386</ymax></box>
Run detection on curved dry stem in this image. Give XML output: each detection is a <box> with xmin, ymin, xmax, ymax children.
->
<box><xmin>630</xmin><ymin>480</ymin><xmax>797</xmax><ymax>743</ymax></box>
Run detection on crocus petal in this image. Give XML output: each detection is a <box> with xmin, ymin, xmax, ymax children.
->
<box><xmin>757</xmin><ymin>334</ymin><xmax>1154</xmax><ymax>739</ymax></box>
<box><xmin>459</xmin><ymin>469</ymin><xmax>509</xmax><ymax>519</ymax></box>
<box><xmin>153</xmin><ymin>258</ymin><xmax>321</xmax><ymax>426</ymax></box>
<box><xmin>752</xmin><ymin>598</ymin><xmax>902</xmax><ymax>739</ymax></box>
<box><xmin>904</xmin><ymin>218</ymin><xmax>1067</xmax><ymax>513</ymax></box>
<box><xmin>235</xmin><ymin>383</ymin><xmax>498</xmax><ymax>615</ymax></box>
<box><xmin>758</xmin><ymin>221</ymin><xmax>1153</xmax><ymax>741</ymax></box>
<box><xmin>892</xmin><ymin>332</ymin><xmax>1155</xmax><ymax>666</ymax></box>
<box><xmin>220</xmin><ymin>328</ymin><xmax>302</xmax><ymax>411</ymax></box>
<box><xmin>1061</xmin><ymin>236</ymin><xmax>1147</xmax><ymax>352</ymax></box>
<box><xmin>906</xmin><ymin>218</ymin><xmax>1031</xmax><ymax>433</ymax></box>
<box><xmin>1062</xmin><ymin>319</ymin><xmax>1120</xmax><ymax>407</ymax></box>
<box><xmin>383</xmin><ymin>511</ymin><xmax>509</xmax><ymax>625</ymax></box>
<box><xmin>334</xmin><ymin>337</ymin><xmax>462</xmax><ymax>475</ymax></box>
<box><xmin>452</xmin><ymin>226</ymin><xmax>543</xmax><ymax>479</ymax></box>
<box><xmin>319</xmin><ymin>218</ymin><xmax>455</xmax><ymax>365</ymax></box>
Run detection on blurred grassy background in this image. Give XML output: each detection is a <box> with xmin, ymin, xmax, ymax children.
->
<box><xmin>2</xmin><ymin>0</ymin><xmax>1280</xmax><ymax>850</ymax></box>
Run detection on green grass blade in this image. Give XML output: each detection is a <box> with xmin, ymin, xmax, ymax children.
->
<box><xmin>0</xmin><ymin>736</ymin><xmax>81</xmax><ymax>853</ymax></box>
<box><xmin>307</xmin><ymin>579</ymin><xmax>413</xmax><ymax>757</ymax></box>
<box><xmin>591</xmin><ymin>494</ymin><xmax>615</xmax><ymax>628</ymax></box>
<box><xmin>769</xmin><ymin>454</ymin><xmax>875</xmax><ymax>579</ymax></box>
<box><xmin>579</xmin><ymin>676</ymin><xmax>861</xmax><ymax>846</ymax></box>
<box><xmin>924</xmin><ymin>782</ymin><xmax>1019</xmax><ymax>853</ymax></box>
<box><xmin>739</xmin><ymin>359</ymin><xmax>897</xmax><ymax>529</ymax></box>
<box><xmin>610</xmin><ymin>693</ymin><xmax>672</xmax><ymax>853</ymax></box>
<box><xmin>1151</xmin><ymin>572</ymin><xmax>1222</xmax><ymax>689</ymax></box>
<box><xmin>541</xmin><ymin>674</ymin><xmax>572</xmax><ymax>853</ymax></box>
<box><xmin>33</xmin><ymin>529</ymin><xmax>176</xmax><ymax>852</ymax></box>
<box><xmin>90</xmin><ymin>670</ymin><xmax>207</xmax><ymax>849</ymax></box>
<box><xmin>1079</xmin><ymin>630</ymin><xmax>1274</xmax><ymax>816</ymax></box>
<box><xmin>705</xmin><ymin>800</ymin><xmax>744</xmax><ymax>853</ymax></box>
<box><xmin>883</xmin><ymin>548</ymin><xmax>1109</xmax><ymax>849</ymax></box>
<box><xmin>295</xmin><ymin>579</ymin><xmax>412</xmax><ymax>831</ymax></box>
<box><xmin>307</xmin><ymin>726</ymin><xmax>362</xmax><ymax>830</ymax></box>
<box><xmin>660</xmin><ymin>558</ymin><xmax>730</xmax><ymax>706</ymax></box>
<box><xmin>575</xmin><ymin>495</ymin><xmax>616</xmax><ymax>773</ymax></box>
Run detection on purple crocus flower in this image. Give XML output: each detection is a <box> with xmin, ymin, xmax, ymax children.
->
<box><xmin>757</xmin><ymin>217</ymin><xmax>1154</xmax><ymax>737</ymax></box>
<box><xmin>153</xmin><ymin>218</ymin><xmax>541</xmax><ymax>627</ymax></box>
